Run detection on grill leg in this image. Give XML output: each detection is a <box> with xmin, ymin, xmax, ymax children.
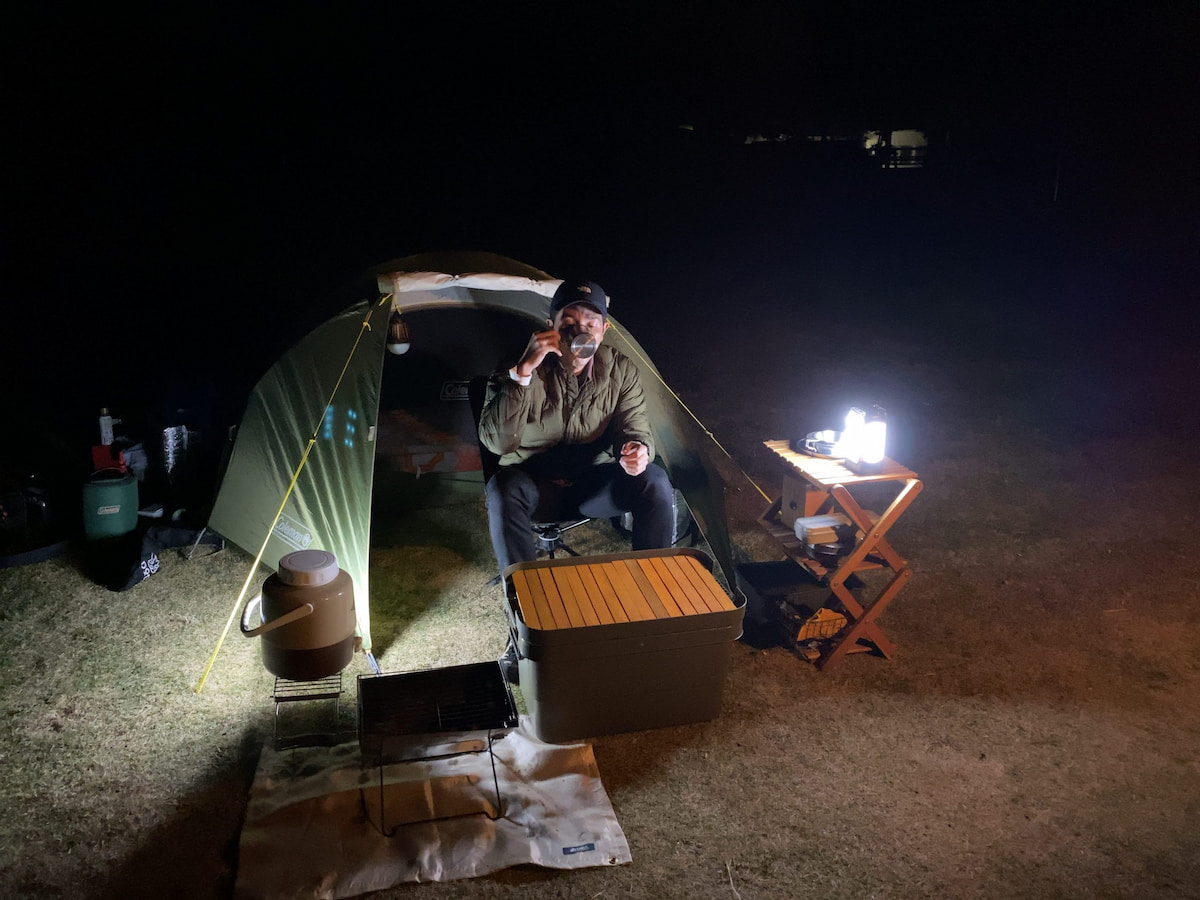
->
<box><xmin>367</xmin><ymin>732</ymin><xmax>510</xmax><ymax>836</ymax></box>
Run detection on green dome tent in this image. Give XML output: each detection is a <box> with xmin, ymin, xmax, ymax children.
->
<box><xmin>202</xmin><ymin>251</ymin><xmax>737</xmax><ymax>677</ymax></box>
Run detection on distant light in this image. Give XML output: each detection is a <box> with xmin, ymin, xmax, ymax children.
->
<box><xmin>863</xmin><ymin>129</ymin><xmax>928</xmax><ymax>169</ymax></box>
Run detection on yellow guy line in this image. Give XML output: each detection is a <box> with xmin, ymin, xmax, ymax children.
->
<box><xmin>195</xmin><ymin>295</ymin><xmax>393</xmax><ymax>693</ymax></box>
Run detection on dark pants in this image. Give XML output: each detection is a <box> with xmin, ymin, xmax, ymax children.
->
<box><xmin>485</xmin><ymin>462</ymin><xmax>675</xmax><ymax>574</ymax></box>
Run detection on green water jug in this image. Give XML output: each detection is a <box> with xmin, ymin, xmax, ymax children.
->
<box><xmin>82</xmin><ymin>471</ymin><xmax>139</xmax><ymax>540</ymax></box>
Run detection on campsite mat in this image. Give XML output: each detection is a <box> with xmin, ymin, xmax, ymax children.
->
<box><xmin>234</xmin><ymin>721</ymin><xmax>631</xmax><ymax>897</ymax></box>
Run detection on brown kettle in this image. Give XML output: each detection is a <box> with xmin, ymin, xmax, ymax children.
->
<box><xmin>241</xmin><ymin>549</ymin><xmax>356</xmax><ymax>681</ymax></box>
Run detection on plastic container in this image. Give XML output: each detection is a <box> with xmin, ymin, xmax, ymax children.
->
<box><xmin>82</xmin><ymin>470</ymin><xmax>138</xmax><ymax>539</ymax></box>
<box><xmin>99</xmin><ymin>408</ymin><xmax>115</xmax><ymax>446</ymax></box>
<box><xmin>241</xmin><ymin>549</ymin><xmax>357</xmax><ymax>681</ymax></box>
<box><xmin>504</xmin><ymin>548</ymin><xmax>744</xmax><ymax>743</ymax></box>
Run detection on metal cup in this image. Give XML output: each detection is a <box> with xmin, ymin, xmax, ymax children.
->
<box><xmin>569</xmin><ymin>333</ymin><xmax>598</xmax><ymax>359</ymax></box>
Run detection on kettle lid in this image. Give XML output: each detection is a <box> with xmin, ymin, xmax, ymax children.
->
<box><xmin>278</xmin><ymin>549</ymin><xmax>339</xmax><ymax>586</ymax></box>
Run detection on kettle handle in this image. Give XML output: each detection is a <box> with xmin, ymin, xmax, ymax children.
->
<box><xmin>240</xmin><ymin>594</ymin><xmax>315</xmax><ymax>638</ymax></box>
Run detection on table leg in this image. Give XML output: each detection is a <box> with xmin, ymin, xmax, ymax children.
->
<box><xmin>830</xmin><ymin>479</ymin><xmax>922</xmax><ymax>573</ymax></box>
<box><xmin>819</xmin><ymin>568</ymin><xmax>911</xmax><ymax>670</ymax></box>
<box><xmin>816</xmin><ymin>479</ymin><xmax>922</xmax><ymax>671</ymax></box>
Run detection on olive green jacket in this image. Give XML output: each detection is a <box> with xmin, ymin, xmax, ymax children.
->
<box><xmin>479</xmin><ymin>345</ymin><xmax>654</xmax><ymax>474</ymax></box>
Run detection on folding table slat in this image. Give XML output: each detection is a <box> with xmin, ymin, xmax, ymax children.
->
<box><xmin>671</xmin><ymin>555</ymin><xmax>723</xmax><ymax>613</ymax></box>
<box><xmin>550</xmin><ymin>566</ymin><xmax>590</xmax><ymax>628</ymax></box>
<box><xmin>562</xmin><ymin>564</ymin><xmax>601</xmax><ymax>626</ymax></box>
<box><xmin>637</xmin><ymin>557</ymin><xmax>686</xmax><ymax>617</ymax></box>
<box><xmin>670</xmin><ymin>556</ymin><xmax>716</xmax><ymax>615</ymax></box>
<box><xmin>679</xmin><ymin>555</ymin><xmax>737</xmax><ymax>612</ymax></box>
<box><xmin>575</xmin><ymin>563</ymin><xmax>620</xmax><ymax>624</ymax></box>
<box><xmin>510</xmin><ymin>569</ymin><xmax>542</xmax><ymax>630</ymax></box>
<box><xmin>536</xmin><ymin>567</ymin><xmax>571</xmax><ymax>629</ymax></box>
<box><xmin>623</xmin><ymin>559</ymin><xmax>670</xmax><ymax>618</ymax></box>
<box><xmin>602</xmin><ymin>560</ymin><xmax>657</xmax><ymax>621</ymax></box>
<box><xmin>655</xmin><ymin>556</ymin><xmax>705</xmax><ymax>616</ymax></box>
<box><xmin>521</xmin><ymin>567</ymin><xmax>560</xmax><ymax>629</ymax></box>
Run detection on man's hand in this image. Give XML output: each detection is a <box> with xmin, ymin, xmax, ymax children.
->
<box><xmin>514</xmin><ymin>328</ymin><xmax>562</xmax><ymax>378</ymax></box>
<box><xmin>619</xmin><ymin>441</ymin><xmax>649</xmax><ymax>476</ymax></box>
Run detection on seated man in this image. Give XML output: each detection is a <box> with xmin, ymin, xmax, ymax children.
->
<box><xmin>478</xmin><ymin>278</ymin><xmax>675</xmax><ymax>576</ymax></box>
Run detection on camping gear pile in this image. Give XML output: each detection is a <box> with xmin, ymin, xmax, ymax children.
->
<box><xmin>78</xmin><ymin>406</ymin><xmax>223</xmax><ymax>591</ymax></box>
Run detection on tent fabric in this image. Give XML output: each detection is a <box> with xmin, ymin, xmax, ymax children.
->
<box><xmin>378</xmin><ymin>270</ymin><xmax>561</xmax><ymax>298</ymax></box>
<box><xmin>207</xmin><ymin>299</ymin><xmax>390</xmax><ymax>650</ymax></box>
<box><xmin>208</xmin><ymin>252</ymin><xmax>737</xmax><ymax>654</ymax></box>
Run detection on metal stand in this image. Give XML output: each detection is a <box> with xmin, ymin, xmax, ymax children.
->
<box><xmin>356</xmin><ymin>661</ymin><xmax>519</xmax><ymax>836</ymax></box>
<box><xmin>271</xmin><ymin>673</ymin><xmax>344</xmax><ymax>750</ymax></box>
<box><xmin>533</xmin><ymin>518</ymin><xmax>590</xmax><ymax>558</ymax></box>
<box><xmin>365</xmin><ymin>731</ymin><xmax>509</xmax><ymax>836</ymax></box>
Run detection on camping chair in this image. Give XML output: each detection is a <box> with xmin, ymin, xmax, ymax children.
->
<box><xmin>467</xmin><ymin>377</ymin><xmax>595</xmax><ymax>575</ymax></box>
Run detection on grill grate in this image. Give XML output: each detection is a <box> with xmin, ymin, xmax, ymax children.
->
<box><xmin>357</xmin><ymin>661</ymin><xmax>517</xmax><ymax>760</ymax></box>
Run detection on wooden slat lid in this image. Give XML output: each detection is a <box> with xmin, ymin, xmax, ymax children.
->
<box><xmin>512</xmin><ymin>553</ymin><xmax>735</xmax><ymax>631</ymax></box>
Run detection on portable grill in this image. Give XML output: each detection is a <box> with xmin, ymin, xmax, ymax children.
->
<box><xmin>357</xmin><ymin>661</ymin><xmax>518</xmax><ymax>835</ymax></box>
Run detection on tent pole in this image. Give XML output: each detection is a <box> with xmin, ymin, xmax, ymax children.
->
<box><xmin>185</xmin><ymin>526</ymin><xmax>208</xmax><ymax>560</ymax></box>
<box><xmin>195</xmin><ymin>296</ymin><xmax>392</xmax><ymax>693</ymax></box>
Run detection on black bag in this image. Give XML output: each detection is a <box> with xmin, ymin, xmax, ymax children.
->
<box><xmin>85</xmin><ymin>525</ymin><xmax>224</xmax><ymax>592</ymax></box>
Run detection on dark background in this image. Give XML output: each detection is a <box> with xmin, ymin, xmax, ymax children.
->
<box><xmin>4</xmin><ymin>3</ymin><xmax>1197</xmax><ymax>512</ymax></box>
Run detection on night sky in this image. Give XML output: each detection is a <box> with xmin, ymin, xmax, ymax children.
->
<box><xmin>5</xmin><ymin>3</ymin><xmax>1197</xmax><ymax>473</ymax></box>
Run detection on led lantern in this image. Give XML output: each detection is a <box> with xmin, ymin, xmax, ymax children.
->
<box><xmin>837</xmin><ymin>407</ymin><xmax>865</xmax><ymax>463</ymax></box>
<box><xmin>386</xmin><ymin>310</ymin><xmax>411</xmax><ymax>355</ymax></box>
<box><xmin>841</xmin><ymin>405</ymin><xmax>887</xmax><ymax>473</ymax></box>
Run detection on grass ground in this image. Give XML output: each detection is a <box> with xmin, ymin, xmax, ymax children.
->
<box><xmin>2</xmin><ymin>275</ymin><xmax>1198</xmax><ymax>898</ymax></box>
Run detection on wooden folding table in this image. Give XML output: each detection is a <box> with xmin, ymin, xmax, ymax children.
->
<box><xmin>759</xmin><ymin>440</ymin><xmax>923</xmax><ymax>671</ymax></box>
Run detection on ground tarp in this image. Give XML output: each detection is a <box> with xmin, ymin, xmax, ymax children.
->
<box><xmin>235</xmin><ymin>723</ymin><xmax>631</xmax><ymax>897</ymax></box>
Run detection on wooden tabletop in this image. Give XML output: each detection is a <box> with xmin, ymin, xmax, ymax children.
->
<box><xmin>763</xmin><ymin>439</ymin><xmax>919</xmax><ymax>486</ymax></box>
<box><xmin>511</xmin><ymin>554</ymin><xmax>735</xmax><ymax>631</ymax></box>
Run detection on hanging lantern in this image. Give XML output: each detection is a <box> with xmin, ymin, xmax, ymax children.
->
<box><xmin>387</xmin><ymin>310</ymin><xmax>410</xmax><ymax>355</ymax></box>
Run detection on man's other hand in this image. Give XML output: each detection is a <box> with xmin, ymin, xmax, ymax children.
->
<box><xmin>619</xmin><ymin>441</ymin><xmax>649</xmax><ymax>476</ymax></box>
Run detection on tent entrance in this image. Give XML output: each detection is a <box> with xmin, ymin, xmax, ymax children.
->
<box><xmin>364</xmin><ymin>306</ymin><xmax>538</xmax><ymax>665</ymax></box>
<box><xmin>370</xmin><ymin>306</ymin><xmax>532</xmax><ymax>514</ymax></box>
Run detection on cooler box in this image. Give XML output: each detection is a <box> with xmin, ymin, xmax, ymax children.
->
<box><xmin>82</xmin><ymin>470</ymin><xmax>139</xmax><ymax>540</ymax></box>
<box><xmin>503</xmin><ymin>548</ymin><xmax>744</xmax><ymax>743</ymax></box>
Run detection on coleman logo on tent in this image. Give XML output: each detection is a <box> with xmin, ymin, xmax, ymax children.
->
<box><xmin>273</xmin><ymin>515</ymin><xmax>314</xmax><ymax>552</ymax></box>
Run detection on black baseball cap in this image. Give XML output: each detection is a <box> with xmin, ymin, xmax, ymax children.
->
<box><xmin>549</xmin><ymin>279</ymin><xmax>608</xmax><ymax>322</ymax></box>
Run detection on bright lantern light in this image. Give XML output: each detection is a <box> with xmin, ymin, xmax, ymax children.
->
<box><xmin>863</xmin><ymin>418</ymin><xmax>887</xmax><ymax>465</ymax></box>
<box><xmin>838</xmin><ymin>407</ymin><xmax>866</xmax><ymax>463</ymax></box>
<box><xmin>837</xmin><ymin>405</ymin><xmax>886</xmax><ymax>471</ymax></box>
